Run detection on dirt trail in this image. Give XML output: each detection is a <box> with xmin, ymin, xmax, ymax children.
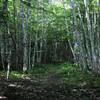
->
<box><xmin>0</xmin><ymin>76</ymin><xmax>100</xmax><ymax>100</ymax></box>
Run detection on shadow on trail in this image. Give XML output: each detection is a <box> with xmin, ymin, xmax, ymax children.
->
<box><xmin>0</xmin><ymin>78</ymin><xmax>100</xmax><ymax>100</ymax></box>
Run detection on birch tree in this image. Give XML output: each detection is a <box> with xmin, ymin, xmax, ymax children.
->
<box><xmin>20</xmin><ymin>0</ymin><xmax>28</xmax><ymax>72</ymax></box>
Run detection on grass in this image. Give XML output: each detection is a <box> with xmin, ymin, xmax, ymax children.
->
<box><xmin>0</xmin><ymin>63</ymin><xmax>100</xmax><ymax>87</ymax></box>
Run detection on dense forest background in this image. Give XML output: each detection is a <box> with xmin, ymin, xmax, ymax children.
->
<box><xmin>0</xmin><ymin>0</ymin><xmax>100</xmax><ymax>99</ymax></box>
<box><xmin>0</xmin><ymin>0</ymin><xmax>75</xmax><ymax>72</ymax></box>
<box><xmin>0</xmin><ymin>0</ymin><xmax>100</xmax><ymax>74</ymax></box>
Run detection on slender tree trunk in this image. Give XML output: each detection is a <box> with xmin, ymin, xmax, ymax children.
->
<box><xmin>20</xmin><ymin>0</ymin><xmax>28</xmax><ymax>72</ymax></box>
<box><xmin>7</xmin><ymin>25</ymin><xmax>12</xmax><ymax>79</ymax></box>
<box><xmin>62</xmin><ymin>0</ymin><xmax>75</xmax><ymax>61</ymax></box>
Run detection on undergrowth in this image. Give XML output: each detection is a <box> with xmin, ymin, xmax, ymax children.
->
<box><xmin>0</xmin><ymin>63</ymin><xmax>100</xmax><ymax>87</ymax></box>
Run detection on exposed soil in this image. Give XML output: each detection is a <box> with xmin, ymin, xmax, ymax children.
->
<box><xmin>0</xmin><ymin>76</ymin><xmax>100</xmax><ymax>100</ymax></box>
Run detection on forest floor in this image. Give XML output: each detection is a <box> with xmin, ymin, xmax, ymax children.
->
<box><xmin>0</xmin><ymin>63</ymin><xmax>100</xmax><ymax>100</ymax></box>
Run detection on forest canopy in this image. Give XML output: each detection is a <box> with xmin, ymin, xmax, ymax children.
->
<box><xmin>0</xmin><ymin>0</ymin><xmax>100</xmax><ymax>100</ymax></box>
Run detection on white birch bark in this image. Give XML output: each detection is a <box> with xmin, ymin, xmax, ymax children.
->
<box><xmin>20</xmin><ymin>0</ymin><xmax>28</xmax><ymax>72</ymax></box>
